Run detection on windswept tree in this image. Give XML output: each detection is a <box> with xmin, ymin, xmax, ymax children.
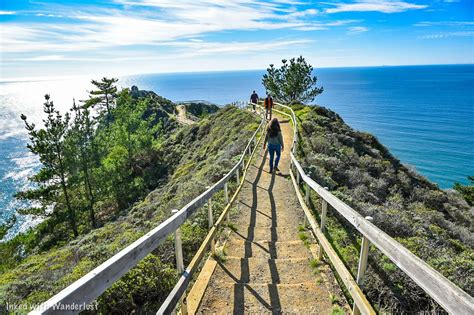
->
<box><xmin>19</xmin><ymin>95</ymin><xmax>78</xmax><ymax>237</ymax></box>
<box><xmin>85</xmin><ymin>77</ymin><xmax>118</xmax><ymax>116</ymax></box>
<box><xmin>262</xmin><ymin>56</ymin><xmax>323</xmax><ymax>104</ymax></box>
<box><xmin>68</xmin><ymin>100</ymin><xmax>99</xmax><ymax>228</ymax></box>
<box><xmin>99</xmin><ymin>89</ymin><xmax>157</xmax><ymax>211</ymax></box>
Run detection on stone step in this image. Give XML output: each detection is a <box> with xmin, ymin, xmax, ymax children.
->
<box><xmin>225</xmin><ymin>239</ymin><xmax>311</xmax><ymax>259</ymax></box>
<box><xmin>198</xmin><ymin>282</ymin><xmax>332</xmax><ymax>314</ymax></box>
<box><xmin>236</xmin><ymin>200</ymin><xmax>302</xmax><ymax>217</ymax></box>
<box><xmin>227</xmin><ymin>226</ymin><xmax>302</xmax><ymax>242</ymax></box>
<box><xmin>232</xmin><ymin>207</ymin><xmax>302</xmax><ymax>229</ymax></box>
<box><xmin>212</xmin><ymin>257</ymin><xmax>316</xmax><ymax>284</ymax></box>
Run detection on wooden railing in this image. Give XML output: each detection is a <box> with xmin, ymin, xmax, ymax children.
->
<box><xmin>30</xmin><ymin>101</ymin><xmax>473</xmax><ymax>315</ymax></box>
<box><xmin>272</xmin><ymin>102</ymin><xmax>474</xmax><ymax>315</ymax></box>
<box><xmin>30</xmin><ymin>108</ymin><xmax>266</xmax><ymax>315</ymax></box>
<box><xmin>156</xmin><ymin>109</ymin><xmax>266</xmax><ymax>314</ymax></box>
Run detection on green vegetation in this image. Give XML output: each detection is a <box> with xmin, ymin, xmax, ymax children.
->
<box><xmin>20</xmin><ymin>95</ymin><xmax>80</xmax><ymax>237</ymax></box>
<box><xmin>329</xmin><ymin>293</ymin><xmax>340</xmax><ymax>305</ymax></box>
<box><xmin>309</xmin><ymin>258</ymin><xmax>321</xmax><ymax>270</ymax></box>
<box><xmin>0</xmin><ymin>82</ymin><xmax>259</xmax><ymax>313</ymax></box>
<box><xmin>1</xmin><ymin>66</ymin><xmax>471</xmax><ymax>314</ymax></box>
<box><xmin>454</xmin><ymin>176</ymin><xmax>474</xmax><ymax>206</ymax></box>
<box><xmin>330</xmin><ymin>305</ymin><xmax>345</xmax><ymax>315</ymax></box>
<box><xmin>85</xmin><ymin>77</ymin><xmax>119</xmax><ymax>116</ymax></box>
<box><xmin>181</xmin><ymin>101</ymin><xmax>219</xmax><ymax>119</ymax></box>
<box><xmin>262</xmin><ymin>56</ymin><xmax>323</xmax><ymax>104</ymax></box>
<box><xmin>293</xmin><ymin>103</ymin><xmax>473</xmax><ymax>313</ymax></box>
<box><xmin>298</xmin><ymin>231</ymin><xmax>310</xmax><ymax>248</ymax></box>
<box><xmin>15</xmin><ymin>78</ymin><xmax>177</xmax><ymax>247</ymax></box>
<box><xmin>212</xmin><ymin>248</ymin><xmax>228</xmax><ymax>263</ymax></box>
<box><xmin>226</xmin><ymin>222</ymin><xmax>238</xmax><ymax>232</ymax></box>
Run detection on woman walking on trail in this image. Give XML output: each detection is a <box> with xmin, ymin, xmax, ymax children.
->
<box><xmin>263</xmin><ymin>118</ymin><xmax>284</xmax><ymax>173</ymax></box>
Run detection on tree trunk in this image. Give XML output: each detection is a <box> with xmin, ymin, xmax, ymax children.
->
<box><xmin>57</xmin><ymin>149</ymin><xmax>78</xmax><ymax>237</ymax></box>
<box><xmin>82</xmin><ymin>154</ymin><xmax>97</xmax><ymax>228</ymax></box>
<box><xmin>60</xmin><ymin>174</ymin><xmax>78</xmax><ymax>237</ymax></box>
<box><xmin>105</xmin><ymin>93</ymin><xmax>110</xmax><ymax>116</ymax></box>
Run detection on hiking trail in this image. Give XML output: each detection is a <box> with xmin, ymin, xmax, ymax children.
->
<box><xmin>194</xmin><ymin>117</ymin><xmax>341</xmax><ymax>314</ymax></box>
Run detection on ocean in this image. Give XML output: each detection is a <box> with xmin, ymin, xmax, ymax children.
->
<box><xmin>1</xmin><ymin>64</ymin><xmax>473</xmax><ymax>238</ymax></box>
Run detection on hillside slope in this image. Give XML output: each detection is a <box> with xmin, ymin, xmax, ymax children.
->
<box><xmin>0</xmin><ymin>104</ymin><xmax>259</xmax><ymax>314</ymax></box>
<box><xmin>292</xmin><ymin>104</ymin><xmax>473</xmax><ymax>313</ymax></box>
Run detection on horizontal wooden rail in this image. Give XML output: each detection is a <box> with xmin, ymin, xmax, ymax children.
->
<box><xmin>157</xmin><ymin>118</ymin><xmax>266</xmax><ymax>314</ymax></box>
<box><xmin>289</xmin><ymin>168</ymin><xmax>375</xmax><ymax>315</ymax></box>
<box><xmin>30</xmin><ymin>109</ymin><xmax>266</xmax><ymax>315</ymax></box>
<box><xmin>274</xmin><ymin>102</ymin><xmax>474</xmax><ymax>314</ymax></box>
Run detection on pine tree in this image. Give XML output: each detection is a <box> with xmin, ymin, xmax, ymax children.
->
<box><xmin>85</xmin><ymin>77</ymin><xmax>118</xmax><ymax>116</ymax></box>
<box><xmin>69</xmin><ymin>100</ymin><xmax>98</xmax><ymax>228</ymax></box>
<box><xmin>262</xmin><ymin>56</ymin><xmax>323</xmax><ymax>104</ymax></box>
<box><xmin>99</xmin><ymin>89</ymin><xmax>157</xmax><ymax>211</ymax></box>
<box><xmin>19</xmin><ymin>95</ymin><xmax>79</xmax><ymax>237</ymax></box>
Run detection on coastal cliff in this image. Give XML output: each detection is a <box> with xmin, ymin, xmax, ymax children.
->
<box><xmin>294</xmin><ymin>104</ymin><xmax>473</xmax><ymax>312</ymax></box>
<box><xmin>0</xmin><ymin>91</ymin><xmax>472</xmax><ymax>314</ymax></box>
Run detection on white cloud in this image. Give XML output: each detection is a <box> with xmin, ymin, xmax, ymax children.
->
<box><xmin>0</xmin><ymin>11</ymin><xmax>15</xmax><ymax>15</ymax></box>
<box><xmin>294</xmin><ymin>19</ymin><xmax>360</xmax><ymax>31</ymax></box>
<box><xmin>10</xmin><ymin>39</ymin><xmax>313</xmax><ymax>62</ymax></box>
<box><xmin>415</xmin><ymin>20</ymin><xmax>474</xmax><ymax>39</ymax></box>
<box><xmin>36</xmin><ymin>13</ymin><xmax>64</xmax><ymax>18</ymax></box>
<box><xmin>22</xmin><ymin>55</ymin><xmax>67</xmax><ymax>61</ymax></box>
<box><xmin>0</xmin><ymin>1</ymin><xmax>358</xmax><ymax>55</ymax></box>
<box><xmin>168</xmin><ymin>39</ymin><xmax>314</xmax><ymax>56</ymax></box>
<box><xmin>295</xmin><ymin>26</ymin><xmax>327</xmax><ymax>31</ymax></box>
<box><xmin>347</xmin><ymin>26</ymin><xmax>369</xmax><ymax>34</ymax></box>
<box><xmin>287</xmin><ymin>8</ymin><xmax>319</xmax><ymax>18</ymax></box>
<box><xmin>326</xmin><ymin>1</ymin><xmax>427</xmax><ymax>14</ymax></box>
<box><xmin>414</xmin><ymin>21</ymin><xmax>474</xmax><ymax>27</ymax></box>
<box><xmin>421</xmin><ymin>31</ymin><xmax>474</xmax><ymax>39</ymax></box>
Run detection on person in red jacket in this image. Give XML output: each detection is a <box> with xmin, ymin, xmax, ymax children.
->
<box><xmin>264</xmin><ymin>94</ymin><xmax>273</xmax><ymax>120</ymax></box>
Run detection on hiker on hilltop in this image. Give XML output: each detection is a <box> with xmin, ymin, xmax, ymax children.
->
<box><xmin>250</xmin><ymin>90</ymin><xmax>259</xmax><ymax>111</ymax></box>
<box><xmin>264</xmin><ymin>94</ymin><xmax>274</xmax><ymax>120</ymax></box>
<box><xmin>263</xmin><ymin>118</ymin><xmax>284</xmax><ymax>173</ymax></box>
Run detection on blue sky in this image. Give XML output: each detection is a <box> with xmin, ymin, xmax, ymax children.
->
<box><xmin>0</xmin><ymin>0</ymin><xmax>473</xmax><ymax>79</ymax></box>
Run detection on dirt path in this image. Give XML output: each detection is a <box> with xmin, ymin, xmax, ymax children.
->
<box><xmin>176</xmin><ymin>105</ymin><xmax>194</xmax><ymax>125</ymax></box>
<box><xmin>197</xmin><ymin>117</ymin><xmax>334</xmax><ymax>314</ymax></box>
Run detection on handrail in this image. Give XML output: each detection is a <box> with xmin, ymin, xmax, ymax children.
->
<box><xmin>157</xmin><ymin>109</ymin><xmax>266</xmax><ymax>314</ymax></box>
<box><xmin>30</xmin><ymin>100</ymin><xmax>473</xmax><ymax>314</ymax></box>
<box><xmin>273</xmin><ymin>102</ymin><xmax>474</xmax><ymax>314</ymax></box>
<box><xmin>30</xmin><ymin>107</ymin><xmax>266</xmax><ymax>315</ymax></box>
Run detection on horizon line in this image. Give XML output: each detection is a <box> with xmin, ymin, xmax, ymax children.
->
<box><xmin>1</xmin><ymin>62</ymin><xmax>473</xmax><ymax>84</ymax></box>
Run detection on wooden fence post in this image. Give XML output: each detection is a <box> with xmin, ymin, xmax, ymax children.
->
<box><xmin>318</xmin><ymin>189</ymin><xmax>329</xmax><ymax>261</ymax></box>
<box><xmin>304</xmin><ymin>182</ymin><xmax>310</xmax><ymax>227</ymax></box>
<box><xmin>224</xmin><ymin>182</ymin><xmax>230</xmax><ymax>221</ymax></box>
<box><xmin>171</xmin><ymin>209</ymin><xmax>187</xmax><ymax>315</ymax></box>
<box><xmin>353</xmin><ymin>216</ymin><xmax>373</xmax><ymax>315</ymax></box>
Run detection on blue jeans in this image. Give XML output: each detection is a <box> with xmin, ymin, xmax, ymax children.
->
<box><xmin>268</xmin><ymin>143</ymin><xmax>281</xmax><ymax>170</ymax></box>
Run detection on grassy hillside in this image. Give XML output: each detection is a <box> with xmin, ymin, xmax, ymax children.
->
<box><xmin>292</xmin><ymin>104</ymin><xmax>473</xmax><ymax>313</ymax></box>
<box><xmin>0</xmin><ymin>100</ymin><xmax>259</xmax><ymax>313</ymax></box>
<box><xmin>1</xmin><ymin>96</ymin><xmax>470</xmax><ymax>314</ymax></box>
